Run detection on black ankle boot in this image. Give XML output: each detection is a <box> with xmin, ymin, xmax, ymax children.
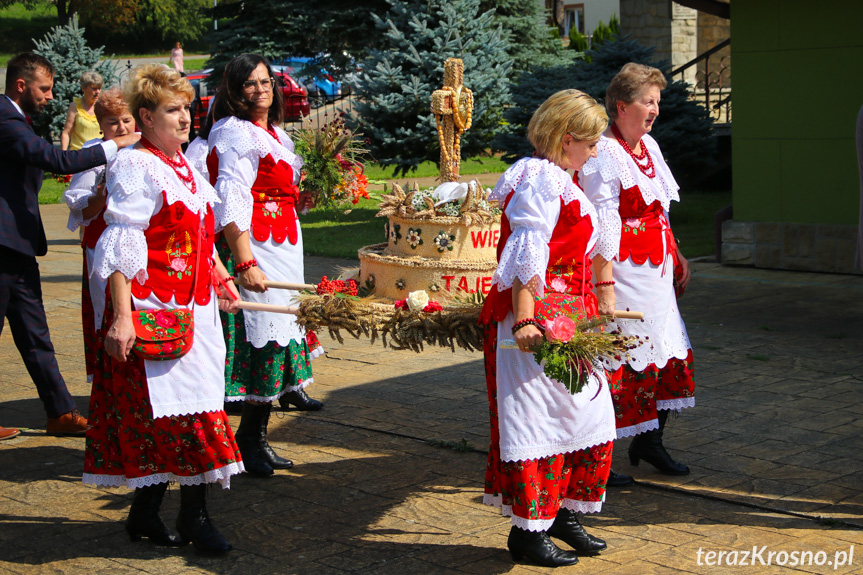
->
<box><xmin>547</xmin><ymin>508</ymin><xmax>607</xmax><ymax>555</ymax></box>
<box><xmin>507</xmin><ymin>526</ymin><xmax>579</xmax><ymax>567</ymax></box>
<box><xmin>279</xmin><ymin>388</ymin><xmax>323</xmax><ymax>411</ymax></box>
<box><xmin>259</xmin><ymin>403</ymin><xmax>293</xmax><ymax>470</ymax></box>
<box><xmin>223</xmin><ymin>401</ymin><xmax>243</xmax><ymax>415</ymax></box>
<box><xmin>176</xmin><ymin>484</ymin><xmax>232</xmax><ymax>554</ymax></box>
<box><xmin>628</xmin><ymin>410</ymin><xmax>689</xmax><ymax>475</ymax></box>
<box><xmin>607</xmin><ymin>469</ymin><xmax>634</xmax><ymax>487</ymax></box>
<box><xmin>235</xmin><ymin>402</ymin><xmax>274</xmax><ymax>477</ymax></box>
<box><xmin>126</xmin><ymin>483</ymin><xmax>185</xmax><ymax>546</ymax></box>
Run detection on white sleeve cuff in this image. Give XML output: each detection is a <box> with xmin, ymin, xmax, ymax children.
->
<box><xmin>100</xmin><ymin>139</ymin><xmax>118</xmax><ymax>162</ymax></box>
<box><xmin>590</xmin><ymin>207</ymin><xmax>622</xmax><ymax>261</ymax></box>
<box><xmin>92</xmin><ymin>224</ymin><xmax>148</xmax><ymax>283</ymax></box>
<box><xmin>492</xmin><ymin>227</ymin><xmax>551</xmax><ymax>294</ymax></box>
<box><xmin>214</xmin><ymin>177</ymin><xmax>254</xmax><ymax>232</ymax></box>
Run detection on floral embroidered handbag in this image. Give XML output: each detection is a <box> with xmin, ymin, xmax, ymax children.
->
<box><xmin>131</xmin><ymin>215</ymin><xmax>202</xmax><ymax>361</ymax></box>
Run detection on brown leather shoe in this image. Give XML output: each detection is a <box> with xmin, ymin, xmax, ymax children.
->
<box><xmin>46</xmin><ymin>410</ymin><xmax>88</xmax><ymax>436</ymax></box>
<box><xmin>0</xmin><ymin>426</ymin><xmax>20</xmax><ymax>440</ymax></box>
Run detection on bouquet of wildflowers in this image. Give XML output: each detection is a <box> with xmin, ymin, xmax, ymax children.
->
<box><xmin>531</xmin><ymin>315</ymin><xmax>641</xmax><ymax>395</ymax></box>
<box><xmin>293</xmin><ymin>114</ymin><xmax>369</xmax><ymax>208</ymax></box>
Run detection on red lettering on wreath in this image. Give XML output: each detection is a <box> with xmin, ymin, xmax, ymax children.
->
<box><xmin>481</xmin><ymin>276</ymin><xmax>492</xmax><ymax>293</ymax></box>
<box><xmin>458</xmin><ymin>276</ymin><xmax>470</xmax><ymax>292</ymax></box>
<box><xmin>442</xmin><ymin>275</ymin><xmax>456</xmax><ymax>290</ymax></box>
<box><xmin>471</xmin><ymin>230</ymin><xmax>487</xmax><ymax>248</ymax></box>
<box><xmin>492</xmin><ymin>229</ymin><xmax>500</xmax><ymax>248</ymax></box>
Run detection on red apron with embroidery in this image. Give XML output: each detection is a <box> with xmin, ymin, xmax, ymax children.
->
<box><xmin>131</xmin><ymin>192</ymin><xmax>215</xmax><ymax>306</ymax></box>
<box><xmin>617</xmin><ymin>184</ymin><xmax>676</xmax><ymax>266</ymax></box>
<box><xmin>207</xmin><ymin>149</ymin><xmax>299</xmax><ymax>245</ymax></box>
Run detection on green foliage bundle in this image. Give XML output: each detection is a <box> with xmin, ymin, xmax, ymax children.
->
<box><xmin>569</xmin><ymin>29</ymin><xmax>589</xmax><ymax>53</ymax></box>
<box><xmin>590</xmin><ymin>19</ymin><xmax>613</xmax><ymax>48</ymax></box>
<box><xmin>479</xmin><ymin>0</ymin><xmax>573</xmax><ymax>72</ymax></box>
<box><xmin>351</xmin><ymin>0</ymin><xmax>513</xmax><ymax>176</ymax></box>
<box><xmin>493</xmin><ymin>37</ymin><xmax>716</xmax><ymax>184</ymax></box>
<box><xmin>31</xmin><ymin>14</ymin><xmax>118</xmax><ymax>141</ymax></box>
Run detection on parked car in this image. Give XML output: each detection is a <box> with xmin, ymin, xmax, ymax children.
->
<box><xmin>186</xmin><ymin>68</ymin><xmax>311</xmax><ymax>130</ymax></box>
<box><xmin>273</xmin><ymin>58</ymin><xmax>344</xmax><ymax>108</ymax></box>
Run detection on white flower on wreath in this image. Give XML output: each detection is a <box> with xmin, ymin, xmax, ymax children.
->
<box><xmin>406</xmin><ymin>290</ymin><xmax>430</xmax><ymax>312</ymax></box>
<box><xmin>406</xmin><ymin>227</ymin><xmax>422</xmax><ymax>248</ymax></box>
<box><xmin>433</xmin><ymin>230</ymin><xmax>455</xmax><ymax>252</ymax></box>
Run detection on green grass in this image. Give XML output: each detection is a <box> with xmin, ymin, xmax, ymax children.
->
<box><xmin>364</xmin><ymin>156</ymin><xmax>510</xmax><ymax>181</ymax></box>
<box><xmin>301</xmin><ymin>197</ymin><xmax>385</xmax><ymax>259</ymax></box>
<box><xmin>38</xmin><ymin>177</ymin><xmax>69</xmax><ymax>204</ymax></box>
<box><xmin>0</xmin><ymin>2</ymin><xmax>58</xmax><ymax>66</ymax></box>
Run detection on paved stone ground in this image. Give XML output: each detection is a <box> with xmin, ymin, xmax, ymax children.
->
<box><xmin>0</xmin><ymin>204</ymin><xmax>862</xmax><ymax>574</ymax></box>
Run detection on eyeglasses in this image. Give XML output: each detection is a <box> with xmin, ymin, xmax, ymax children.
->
<box><xmin>242</xmin><ymin>77</ymin><xmax>274</xmax><ymax>91</ymax></box>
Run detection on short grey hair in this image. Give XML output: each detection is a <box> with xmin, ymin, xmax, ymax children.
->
<box><xmin>80</xmin><ymin>70</ymin><xmax>103</xmax><ymax>89</ymax></box>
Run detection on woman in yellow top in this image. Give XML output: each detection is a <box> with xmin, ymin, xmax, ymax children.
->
<box><xmin>61</xmin><ymin>71</ymin><xmax>103</xmax><ymax>150</ymax></box>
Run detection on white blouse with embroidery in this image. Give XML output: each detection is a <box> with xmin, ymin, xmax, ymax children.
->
<box><xmin>208</xmin><ymin>116</ymin><xmax>309</xmax><ymax>348</ymax></box>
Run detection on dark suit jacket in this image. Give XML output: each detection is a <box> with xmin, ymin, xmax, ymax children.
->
<box><xmin>0</xmin><ymin>96</ymin><xmax>107</xmax><ymax>257</ymax></box>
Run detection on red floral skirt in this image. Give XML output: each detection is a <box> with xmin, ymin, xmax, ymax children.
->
<box><xmin>84</xmin><ymin>307</ymin><xmax>243</xmax><ymax>488</ymax></box>
<box><xmin>609</xmin><ymin>350</ymin><xmax>695</xmax><ymax>438</ymax></box>
<box><xmin>482</xmin><ymin>324</ymin><xmax>612</xmax><ymax>528</ymax></box>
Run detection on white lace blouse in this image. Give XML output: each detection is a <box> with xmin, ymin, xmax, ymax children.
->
<box><xmin>579</xmin><ymin>133</ymin><xmax>679</xmax><ymax>261</ymax></box>
<box><xmin>490</xmin><ymin>157</ymin><xmax>598</xmax><ymax>298</ymax></box>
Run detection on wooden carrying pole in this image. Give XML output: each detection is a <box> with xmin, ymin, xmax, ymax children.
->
<box><xmin>237</xmin><ymin>301</ymin><xmax>299</xmax><ymax>315</ymax></box>
<box><xmin>263</xmin><ymin>281</ymin><xmax>316</xmax><ymax>291</ymax></box>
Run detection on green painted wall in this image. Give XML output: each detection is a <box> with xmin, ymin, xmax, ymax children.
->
<box><xmin>731</xmin><ymin>1</ymin><xmax>863</xmax><ymax>224</ymax></box>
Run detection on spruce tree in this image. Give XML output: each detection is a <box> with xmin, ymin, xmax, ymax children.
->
<box><xmin>352</xmin><ymin>0</ymin><xmax>512</xmax><ymax>176</ymax></box>
<box><xmin>493</xmin><ymin>37</ymin><xmax>715</xmax><ymax>184</ymax></box>
<box><xmin>31</xmin><ymin>14</ymin><xmax>119</xmax><ymax>141</ymax></box>
<box><xmin>479</xmin><ymin>0</ymin><xmax>573</xmax><ymax>72</ymax></box>
<box><xmin>207</xmin><ymin>0</ymin><xmax>390</xmax><ymax>82</ymax></box>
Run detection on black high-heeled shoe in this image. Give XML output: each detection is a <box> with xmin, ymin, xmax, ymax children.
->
<box><xmin>279</xmin><ymin>388</ymin><xmax>323</xmax><ymax>411</ymax></box>
<box><xmin>176</xmin><ymin>484</ymin><xmax>232</xmax><ymax>555</ymax></box>
<box><xmin>126</xmin><ymin>483</ymin><xmax>185</xmax><ymax>546</ymax></box>
<box><xmin>547</xmin><ymin>508</ymin><xmax>607</xmax><ymax>555</ymax></box>
<box><xmin>507</xmin><ymin>526</ymin><xmax>579</xmax><ymax>567</ymax></box>
<box><xmin>628</xmin><ymin>410</ymin><xmax>689</xmax><ymax>475</ymax></box>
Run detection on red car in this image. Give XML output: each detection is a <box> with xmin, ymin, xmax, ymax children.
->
<box><xmin>187</xmin><ymin>69</ymin><xmax>311</xmax><ymax>129</ymax></box>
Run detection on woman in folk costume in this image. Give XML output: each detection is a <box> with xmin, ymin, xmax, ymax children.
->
<box><xmin>207</xmin><ymin>53</ymin><xmax>323</xmax><ymax>477</ymax></box>
<box><xmin>83</xmin><ymin>64</ymin><xmax>243</xmax><ymax>554</ymax></box>
<box><xmin>479</xmin><ymin>90</ymin><xmax>617</xmax><ymax>568</ymax></box>
<box><xmin>64</xmin><ymin>87</ymin><xmax>135</xmax><ymax>383</ymax></box>
<box><xmin>580</xmin><ymin>63</ymin><xmax>694</xmax><ymax>482</ymax></box>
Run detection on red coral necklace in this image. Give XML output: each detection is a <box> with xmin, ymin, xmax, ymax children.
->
<box><xmin>141</xmin><ymin>136</ymin><xmax>197</xmax><ymax>193</ymax></box>
<box><xmin>611</xmin><ymin>123</ymin><xmax>655</xmax><ymax>178</ymax></box>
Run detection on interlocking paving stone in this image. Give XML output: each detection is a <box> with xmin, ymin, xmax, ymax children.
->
<box><xmin>0</xmin><ymin>204</ymin><xmax>861</xmax><ymax>573</ymax></box>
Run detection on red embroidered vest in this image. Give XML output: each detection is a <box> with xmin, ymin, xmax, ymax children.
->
<box><xmin>480</xmin><ymin>190</ymin><xmax>596</xmax><ymax>324</ymax></box>
<box><xmin>131</xmin><ymin>192</ymin><xmax>215</xmax><ymax>305</ymax></box>
<box><xmin>617</xmin><ymin>184</ymin><xmax>675</xmax><ymax>266</ymax></box>
<box><xmin>207</xmin><ymin>149</ymin><xmax>300</xmax><ymax>245</ymax></box>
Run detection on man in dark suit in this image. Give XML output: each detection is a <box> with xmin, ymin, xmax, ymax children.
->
<box><xmin>0</xmin><ymin>53</ymin><xmax>139</xmax><ymax>439</ymax></box>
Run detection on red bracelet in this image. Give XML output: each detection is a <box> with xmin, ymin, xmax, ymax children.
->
<box><xmin>595</xmin><ymin>280</ymin><xmax>615</xmax><ymax>287</ymax></box>
<box><xmin>234</xmin><ymin>259</ymin><xmax>258</xmax><ymax>273</ymax></box>
<box><xmin>512</xmin><ymin>318</ymin><xmax>543</xmax><ymax>335</ymax></box>
<box><xmin>223</xmin><ymin>275</ymin><xmax>235</xmax><ymax>283</ymax></box>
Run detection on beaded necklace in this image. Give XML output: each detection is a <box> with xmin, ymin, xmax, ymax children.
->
<box><xmin>141</xmin><ymin>136</ymin><xmax>197</xmax><ymax>193</ymax></box>
<box><xmin>611</xmin><ymin>123</ymin><xmax>655</xmax><ymax>178</ymax></box>
<box><xmin>260</xmin><ymin>122</ymin><xmax>280</xmax><ymax>144</ymax></box>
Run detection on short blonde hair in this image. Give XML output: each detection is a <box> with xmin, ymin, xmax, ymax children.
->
<box><xmin>527</xmin><ymin>89</ymin><xmax>608</xmax><ymax>166</ymax></box>
<box><xmin>123</xmin><ymin>63</ymin><xmax>194</xmax><ymax>124</ymax></box>
<box><xmin>80</xmin><ymin>70</ymin><xmax>103</xmax><ymax>89</ymax></box>
<box><xmin>94</xmin><ymin>87</ymin><xmax>129</xmax><ymax>123</ymax></box>
<box><xmin>605</xmin><ymin>63</ymin><xmax>667</xmax><ymax>120</ymax></box>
